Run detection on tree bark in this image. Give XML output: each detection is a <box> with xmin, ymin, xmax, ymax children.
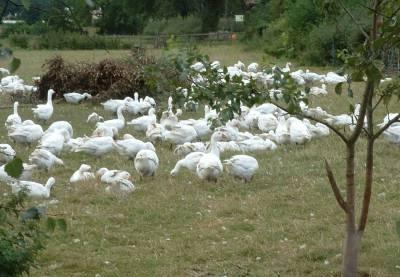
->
<box><xmin>343</xmin><ymin>144</ymin><xmax>358</xmax><ymax>277</ymax></box>
<box><xmin>343</xmin><ymin>230</ymin><xmax>362</xmax><ymax>277</ymax></box>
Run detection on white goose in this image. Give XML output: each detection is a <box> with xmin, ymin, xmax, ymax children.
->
<box><xmin>39</xmin><ymin>129</ymin><xmax>69</xmax><ymax>155</ymax></box>
<box><xmin>196</xmin><ymin>131</ymin><xmax>227</xmax><ymax>182</ymax></box>
<box><xmin>257</xmin><ymin>113</ymin><xmax>278</xmax><ymax>132</ymax></box>
<box><xmin>237</xmin><ymin>137</ymin><xmax>277</xmax><ymax>152</ymax></box>
<box><xmin>64</xmin><ymin>92</ymin><xmax>92</xmax><ymax>104</ymax></box>
<box><xmin>310</xmin><ymin>84</ymin><xmax>328</xmax><ymax>96</ymax></box>
<box><xmin>5</xmin><ymin>101</ymin><xmax>22</xmax><ymax>129</ymax></box>
<box><xmin>223</xmin><ymin>155</ymin><xmax>259</xmax><ymax>182</ymax></box>
<box><xmin>8</xmin><ymin>121</ymin><xmax>44</xmax><ymax>145</ymax></box>
<box><xmin>10</xmin><ymin>177</ymin><xmax>56</xmax><ymax>198</ymax></box>
<box><xmin>146</xmin><ymin>123</ymin><xmax>166</xmax><ymax>143</ymax></box>
<box><xmin>163</xmin><ymin>124</ymin><xmax>198</xmax><ymax>146</ymax></box>
<box><xmin>113</xmin><ymin>134</ymin><xmax>155</xmax><ymax>160</ymax></box>
<box><xmin>75</xmin><ymin>136</ymin><xmax>114</xmax><ymax>157</ymax></box>
<box><xmin>32</xmin><ymin>89</ymin><xmax>56</xmax><ymax>122</ymax></box>
<box><xmin>96</xmin><ymin>104</ymin><xmax>127</xmax><ymax>132</ymax></box>
<box><xmin>170</xmin><ymin>151</ymin><xmax>205</xmax><ymax>177</ymax></box>
<box><xmin>96</xmin><ymin>167</ymin><xmax>131</xmax><ymax>184</ymax></box>
<box><xmin>134</xmin><ymin>149</ymin><xmax>159</xmax><ymax>177</ymax></box>
<box><xmin>87</xmin><ymin>112</ymin><xmax>104</xmax><ymax>124</ymax></box>
<box><xmin>105</xmin><ymin>178</ymin><xmax>136</xmax><ymax>194</ymax></box>
<box><xmin>29</xmin><ymin>148</ymin><xmax>64</xmax><ymax>171</ymax></box>
<box><xmin>0</xmin><ymin>144</ymin><xmax>16</xmax><ymax>164</ymax></box>
<box><xmin>69</xmin><ymin>164</ymin><xmax>95</xmax><ymax>183</ymax></box>
<box><xmin>101</xmin><ymin>97</ymin><xmax>133</xmax><ymax>113</ymax></box>
<box><xmin>173</xmin><ymin>142</ymin><xmax>206</xmax><ymax>156</ymax></box>
<box><xmin>287</xmin><ymin>117</ymin><xmax>312</xmax><ymax>144</ymax></box>
<box><xmin>46</xmin><ymin>121</ymin><xmax>74</xmax><ymax>140</ymax></box>
<box><xmin>91</xmin><ymin>125</ymin><xmax>118</xmax><ymax>138</ymax></box>
<box><xmin>275</xmin><ymin>116</ymin><xmax>290</xmax><ymax>144</ymax></box>
<box><xmin>127</xmin><ymin>108</ymin><xmax>157</xmax><ymax>132</ymax></box>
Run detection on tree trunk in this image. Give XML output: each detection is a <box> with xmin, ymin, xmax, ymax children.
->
<box><xmin>343</xmin><ymin>230</ymin><xmax>362</xmax><ymax>277</ymax></box>
<box><xmin>343</xmin><ymin>144</ymin><xmax>358</xmax><ymax>277</ymax></box>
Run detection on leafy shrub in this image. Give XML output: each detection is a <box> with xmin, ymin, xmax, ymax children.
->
<box><xmin>33</xmin><ymin>31</ymin><xmax>131</xmax><ymax>50</ymax></box>
<box><xmin>143</xmin><ymin>16</ymin><xmax>202</xmax><ymax>35</ymax></box>
<box><xmin>9</xmin><ymin>34</ymin><xmax>29</xmax><ymax>49</ymax></box>
<box><xmin>0</xmin><ymin>157</ymin><xmax>67</xmax><ymax>277</ymax></box>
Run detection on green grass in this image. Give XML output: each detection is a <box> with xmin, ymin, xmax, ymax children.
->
<box><xmin>0</xmin><ymin>45</ymin><xmax>399</xmax><ymax>276</ymax></box>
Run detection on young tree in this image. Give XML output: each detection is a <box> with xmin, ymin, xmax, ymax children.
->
<box><xmin>172</xmin><ymin>1</ymin><xmax>400</xmax><ymax>276</ymax></box>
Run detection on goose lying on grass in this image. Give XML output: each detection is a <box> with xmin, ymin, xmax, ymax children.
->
<box><xmin>113</xmin><ymin>134</ymin><xmax>155</xmax><ymax>160</ymax></box>
<box><xmin>75</xmin><ymin>136</ymin><xmax>114</xmax><ymax>157</ymax></box>
<box><xmin>96</xmin><ymin>167</ymin><xmax>131</xmax><ymax>184</ymax></box>
<box><xmin>0</xmin><ymin>144</ymin><xmax>16</xmax><ymax>164</ymax></box>
<box><xmin>29</xmin><ymin>148</ymin><xmax>64</xmax><ymax>171</ymax></box>
<box><xmin>8</xmin><ymin>120</ymin><xmax>44</xmax><ymax>145</ymax></box>
<box><xmin>64</xmin><ymin>91</ymin><xmax>92</xmax><ymax>104</ymax></box>
<box><xmin>224</xmin><ymin>155</ymin><xmax>259</xmax><ymax>182</ymax></box>
<box><xmin>70</xmin><ymin>164</ymin><xmax>95</xmax><ymax>183</ymax></box>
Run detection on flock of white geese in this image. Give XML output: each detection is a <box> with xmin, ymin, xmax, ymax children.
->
<box><xmin>0</xmin><ymin>61</ymin><xmax>398</xmax><ymax>199</ymax></box>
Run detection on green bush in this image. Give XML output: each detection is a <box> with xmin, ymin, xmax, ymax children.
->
<box><xmin>9</xmin><ymin>34</ymin><xmax>29</xmax><ymax>49</ymax></box>
<box><xmin>32</xmin><ymin>32</ymin><xmax>131</xmax><ymax>50</ymax></box>
<box><xmin>143</xmin><ymin>16</ymin><xmax>202</xmax><ymax>35</ymax></box>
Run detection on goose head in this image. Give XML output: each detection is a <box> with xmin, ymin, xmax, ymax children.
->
<box><xmin>96</xmin><ymin>167</ymin><xmax>108</xmax><ymax>177</ymax></box>
<box><xmin>83</xmin><ymin>93</ymin><xmax>92</xmax><ymax>99</ymax></box>
<box><xmin>79</xmin><ymin>164</ymin><xmax>91</xmax><ymax>172</ymax></box>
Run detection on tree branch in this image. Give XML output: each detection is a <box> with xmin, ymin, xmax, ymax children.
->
<box><xmin>324</xmin><ymin>159</ymin><xmax>348</xmax><ymax>213</ymax></box>
<box><xmin>271</xmin><ymin>102</ymin><xmax>349</xmax><ymax>144</ymax></box>
<box><xmin>348</xmin><ymin>81</ymin><xmax>373</xmax><ymax>144</ymax></box>
<box><xmin>337</xmin><ymin>0</ymin><xmax>370</xmax><ymax>39</ymax></box>
<box><xmin>373</xmin><ymin>113</ymin><xmax>400</xmax><ymax>139</ymax></box>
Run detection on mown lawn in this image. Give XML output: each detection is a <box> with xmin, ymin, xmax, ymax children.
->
<box><xmin>0</xmin><ymin>44</ymin><xmax>399</xmax><ymax>276</ymax></box>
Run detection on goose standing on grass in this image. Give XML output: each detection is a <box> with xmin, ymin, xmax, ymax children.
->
<box><xmin>39</xmin><ymin>129</ymin><xmax>69</xmax><ymax>155</ymax></box>
<box><xmin>32</xmin><ymin>89</ymin><xmax>56</xmax><ymax>122</ymax></box>
<box><xmin>29</xmin><ymin>148</ymin><xmax>64</xmax><ymax>171</ymax></box>
<box><xmin>134</xmin><ymin>149</ymin><xmax>159</xmax><ymax>178</ymax></box>
<box><xmin>87</xmin><ymin>112</ymin><xmax>104</xmax><ymax>124</ymax></box>
<box><xmin>64</xmin><ymin>91</ymin><xmax>92</xmax><ymax>104</ymax></box>
<box><xmin>127</xmin><ymin>108</ymin><xmax>157</xmax><ymax>132</ymax></box>
<box><xmin>5</xmin><ymin>101</ymin><xmax>21</xmax><ymax>129</ymax></box>
<box><xmin>196</xmin><ymin>131</ymin><xmax>227</xmax><ymax>182</ymax></box>
<box><xmin>224</xmin><ymin>155</ymin><xmax>259</xmax><ymax>182</ymax></box>
<box><xmin>113</xmin><ymin>134</ymin><xmax>155</xmax><ymax>160</ymax></box>
<box><xmin>96</xmin><ymin>167</ymin><xmax>131</xmax><ymax>184</ymax></box>
<box><xmin>10</xmin><ymin>177</ymin><xmax>55</xmax><ymax>198</ymax></box>
<box><xmin>96</xmin><ymin>104</ymin><xmax>127</xmax><ymax>132</ymax></box>
<box><xmin>0</xmin><ymin>144</ymin><xmax>16</xmax><ymax>164</ymax></box>
<box><xmin>170</xmin><ymin>151</ymin><xmax>205</xmax><ymax>177</ymax></box>
<box><xmin>70</xmin><ymin>164</ymin><xmax>95</xmax><ymax>183</ymax></box>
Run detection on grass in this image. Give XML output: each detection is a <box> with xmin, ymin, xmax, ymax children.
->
<box><xmin>0</xmin><ymin>44</ymin><xmax>399</xmax><ymax>276</ymax></box>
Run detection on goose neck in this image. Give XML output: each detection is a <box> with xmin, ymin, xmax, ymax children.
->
<box><xmin>13</xmin><ymin>103</ymin><xmax>18</xmax><ymax>114</ymax></box>
<box><xmin>117</xmin><ymin>107</ymin><xmax>125</xmax><ymax>121</ymax></box>
<box><xmin>209</xmin><ymin>135</ymin><xmax>220</xmax><ymax>157</ymax></box>
<box><xmin>47</xmin><ymin>91</ymin><xmax>53</xmax><ymax>105</ymax></box>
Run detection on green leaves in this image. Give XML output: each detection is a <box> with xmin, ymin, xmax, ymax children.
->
<box><xmin>4</xmin><ymin>157</ymin><xmax>24</xmax><ymax>179</ymax></box>
<box><xmin>21</xmin><ymin>0</ymin><xmax>32</xmax><ymax>9</ymax></box>
<box><xmin>335</xmin><ymin>82</ymin><xmax>343</xmax><ymax>95</ymax></box>
<box><xmin>9</xmin><ymin>57</ymin><xmax>21</xmax><ymax>74</ymax></box>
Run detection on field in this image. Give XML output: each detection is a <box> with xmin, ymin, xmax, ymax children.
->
<box><xmin>0</xmin><ymin>45</ymin><xmax>399</xmax><ymax>276</ymax></box>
